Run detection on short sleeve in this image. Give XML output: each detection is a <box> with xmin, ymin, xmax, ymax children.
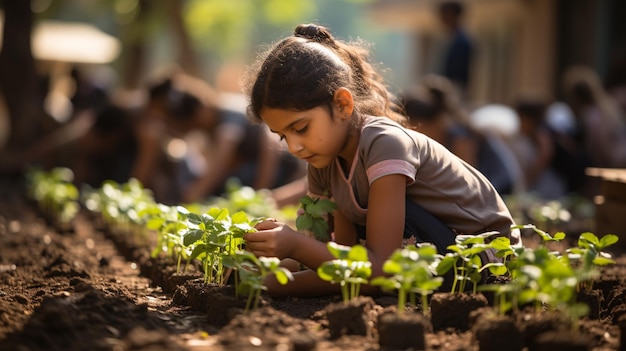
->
<box><xmin>360</xmin><ymin>122</ymin><xmax>419</xmax><ymax>185</ymax></box>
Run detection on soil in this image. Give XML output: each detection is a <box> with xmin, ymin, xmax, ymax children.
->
<box><xmin>1</xmin><ymin>173</ymin><xmax>625</xmax><ymax>351</ymax></box>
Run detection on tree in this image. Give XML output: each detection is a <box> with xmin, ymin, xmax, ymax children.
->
<box><xmin>0</xmin><ymin>0</ymin><xmax>45</xmax><ymax>153</ymax></box>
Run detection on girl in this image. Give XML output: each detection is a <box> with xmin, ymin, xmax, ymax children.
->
<box><xmin>242</xmin><ymin>24</ymin><xmax>522</xmax><ymax>297</ymax></box>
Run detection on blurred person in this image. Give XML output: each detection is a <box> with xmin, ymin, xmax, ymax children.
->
<box><xmin>437</xmin><ymin>1</ymin><xmax>474</xmax><ymax>96</ymax></box>
<box><xmin>68</xmin><ymin>66</ymin><xmax>110</xmax><ymax>119</ymax></box>
<box><xmin>606</xmin><ymin>48</ymin><xmax>626</xmax><ymax>114</ymax></box>
<box><xmin>0</xmin><ymin>67</ymin><xmax>113</xmax><ymax>175</ymax></box>
<box><xmin>166</xmin><ymin>74</ymin><xmax>304</xmax><ymax>204</ymax></box>
<box><xmin>400</xmin><ymin>75</ymin><xmax>518</xmax><ymax>195</ymax></box>
<box><xmin>509</xmin><ymin>98</ymin><xmax>567</xmax><ymax>199</ymax></box>
<box><xmin>72</xmin><ymin>103</ymin><xmax>138</xmax><ymax>187</ymax></box>
<box><xmin>400</xmin><ymin>74</ymin><xmax>478</xmax><ymax>166</ymax></box>
<box><xmin>562</xmin><ymin>65</ymin><xmax>626</xmax><ymax>171</ymax></box>
<box><xmin>130</xmin><ymin>71</ymin><xmax>183</xmax><ymax>204</ymax></box>
<box><xmin>545</xmin><ymin>101</ymin><xmax>590</xmax><ymax>194</ymax></box>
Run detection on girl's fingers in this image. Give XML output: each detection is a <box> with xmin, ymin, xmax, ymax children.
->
<box><xmin>255</xmin><ymin>218</ymin><xmax>280</xmax><ymax>230</ymax></box>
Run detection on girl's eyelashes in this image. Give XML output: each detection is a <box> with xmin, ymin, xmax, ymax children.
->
<box><xmin>294</xmin><ymin>125</ymin><xmax>308</xmax><ymax>134</ymax></box>
<box><xmin>275</xmin><ymin>124</ymin><xmax>307</xmax><ymax>142</ymax></box>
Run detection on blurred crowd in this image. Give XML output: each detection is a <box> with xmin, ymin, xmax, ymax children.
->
<box><xmin>1</xmin><ymin>61</ymin><xmax>624</xmax><ymax>208</ymax></box>
<box><xmin>0</xmin><ymin>66</ymin><xmax>307</xmax><ymax>206</ymax></box>
<box><xmin>1</xmin><ymin>0</ymin><xmax>625</xmax><ymax>209</ymax></box>
<box><xmin>398</xmin><ymin>64</ymin><xmax>626</xmax><ymax>203</ymax></box>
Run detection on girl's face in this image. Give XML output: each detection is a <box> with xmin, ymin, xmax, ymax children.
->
<box><xmin>261</xmin><ymin>104</ymin><xmax>354</xmax><ymax>169</ymax></box>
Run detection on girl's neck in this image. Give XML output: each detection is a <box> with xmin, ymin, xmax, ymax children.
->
<box><xmin>337</xmin><ymin>118</ymin><xmax>362</xmax><ymax>170</ymax></box>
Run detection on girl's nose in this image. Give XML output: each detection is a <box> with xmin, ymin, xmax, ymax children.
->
<box><xmin>286</xmin><ymin>137</ymin><xmax>304</xmax><ymax>155</ymax></box>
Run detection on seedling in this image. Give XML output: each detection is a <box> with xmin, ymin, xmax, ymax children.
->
<box><xmin>371</xmin><ymin>244</ymin><xmax>443</xmax><ymax>316</ymax></box>
<box><xmin>566</xmin><ymin>232</ymin><xmax>619</xmax><ymax>291</ymax></box>
<box><xmin>83</xmin><ymin>178</ymin><xmax>156</xmax><ymax>236</ymax></box>
<box><xmin>317</xmin><ymin>241</ymin><xmax>372</xmax><ymax>303</ymax></box>
<box><xmin>142</xmin><ymin>204</ymin><xmax>190</xmax><ymax>273</ymax></box>
<box><xmin>26</xmin><ymin>167</ymin><xmax>80</xmax><ymax>226</ymax></box>
<box><xmin>226</xmin><ymin>250</ymin><xmax>293</xmax><ymax>312</ymax></box>
<box><xmin>436</xmin><ymin>231</ymin><xmax>506</xmax><ymax>294</ymax></box>
<box><xmin>183</xmin><ymin>208</ymin><xmax>255</xmax><ymax>285</ymax></box>
<box><xmin>207</xmin><ymin>178</ymin><xmax>282</xmax><ymax>219</ymax></box>
<box><xmin>296</xmin><ymin>195</ymin><xmax>337</xmax><ymax>242</ymax></box>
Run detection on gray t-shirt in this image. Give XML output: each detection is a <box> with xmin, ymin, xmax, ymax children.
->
<box><xmin>308</xmin><ymin>116</ymin><xmax>519</xmax><ymax>244</ymax></box>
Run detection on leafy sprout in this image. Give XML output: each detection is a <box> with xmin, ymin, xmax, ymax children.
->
<box><xmin>436</xmin><ymin>231</ymin><xmax>506</xmax><ymax>294</ymax></box>
<box><xmin>296</xmin><ymin>195</ymin><xmax>337</xmax><ymax>242</ymax></box>
<box><xmin>226</xmin><ymin>251</ymin><xmax>293</xmax><ymax>312</ymax></box>
<box><xmin>371</xmin><ymin>244</ymin><xmax>443</xmax><ymax>316</ymax></box>
<box><xmin>566</xmin><ymin>232</ymin><xmax>619</xmax><ymax>291</ymax></box>
<box><xmin>26</xmin><ymin>167</ymin><xmax>80</xmax><ymax>225</ymax></box>
<box><xmin>183</xmin><ymin>208</ymin><xmax>255</xmax><ymax>285</ymax></box>
<box><xmin>317</xmin><ymin>241</ymin><xmax>372</xmax><ymax>303</ymax></box>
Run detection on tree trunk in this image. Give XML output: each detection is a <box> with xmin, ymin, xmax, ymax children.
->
<box><xmin>0</xmin><ymin>0</ymin><xmax>45</xmax><ymax>151</ymax></box>
<box><xmin>165</xmin><ymin>0</ymin><xmax>202</xmax><ymax>77</ymax></box>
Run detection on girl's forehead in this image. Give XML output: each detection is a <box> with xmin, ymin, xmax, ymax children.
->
<box><xmin>261</xmin><ymin>107</ymin><xmax>327</xmax><ymax>132</ymax></box>
<box><xmin>261</xmin><ymin>108</ymin><xmax>306</xmax><ymax>130</ymax></box>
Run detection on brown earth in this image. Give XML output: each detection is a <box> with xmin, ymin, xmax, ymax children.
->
<box><xmin>1</xmin><ymin>174</ymin><xmax>625</xmax><ymax>351</ymax></box>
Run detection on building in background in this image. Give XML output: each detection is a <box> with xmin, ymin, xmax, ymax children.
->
<box><xmin>369</xmin><ymin>0</ymin><xmax>626</xmax><ymax>107</ymax></box>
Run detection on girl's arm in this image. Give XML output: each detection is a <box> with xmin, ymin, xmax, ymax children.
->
<box><xmin>362</xmin><ymin>174</ymin><xmax>407</xmax><ymax>278</ymax></box>
<box><xmin>245</xmin><ymin>173</ymin><xmax>408</xmax><ymax>297</ymax></box>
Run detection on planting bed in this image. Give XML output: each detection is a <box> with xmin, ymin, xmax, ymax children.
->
<box><xmin>1</xmin><ymin>174</ymin><xmax>626</xmax><ymax>351</ymax></box>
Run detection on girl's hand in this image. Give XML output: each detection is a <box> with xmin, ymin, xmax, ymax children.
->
<box><xmin>245</xmin><ymin>219</ymin><xmax>296</xmax><ymax>259</ymax></box>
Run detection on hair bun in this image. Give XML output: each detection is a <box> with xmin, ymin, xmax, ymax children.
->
<box><xmin>294</xmin><ymin>23</ymin><xmax>332</xmax><ymax>42</ymax></box>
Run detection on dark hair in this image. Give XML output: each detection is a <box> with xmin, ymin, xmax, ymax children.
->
<box><xmin>439</xmin><ymin>1</ymin><xmax>464</xmax><ymax>16</ymax></box>
<box><xmin>400</xmin><ymin>74</ymin><xmax>468</xmax><ymax>125</ymax></box>
<box><xmin>168</xmin><ymin>89</ymin><xmax>201</xmax><ymax>121</ymax></box>
<box><xmin>148</xmin><ymin>77</ymin><xmax>173</xmax><ymax>101</ymax></box>
<box><xmin>514</xmin><ymin>99</ymin><xmax>546</xmax><ymax>124</ymax></box>
<box><xmin>166</xmin><ymin>73</ymin><xmax>218</xmax><ymax>122</ymax></box>
<box><xmin>245</xmin><ymin>23</ymin><xmax>406</xmax><ymax>126</ymax></box>
<box><xmin>92</xmin><ymin>104</ymin><xmax>131</xmax><ymax>135</ymax></box>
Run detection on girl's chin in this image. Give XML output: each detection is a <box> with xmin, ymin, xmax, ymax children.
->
<box><xmin>306</xmin><ymin>158</ymin><xmax>329</xmax><ymax>169</ymax></box>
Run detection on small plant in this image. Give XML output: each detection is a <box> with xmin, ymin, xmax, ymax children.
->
<box><xmin>566</xmin><ymin>232</ymin><xmax>619</xmax><ymax>291</ymax></box>
<box><xmin>317</xmin><ymin>241</ymin><xmax>372</xmax><ymax>303</ymax></box>
<box><xmin>206</xmin><ymin>178</ymin><xmax>281</xmax><ymax>219</ymax></box>
<box><xmin>436</xmin><ymin>231</ymin><xmax>507</xmax><ymax>294</ymax></box>
<box><xmin>142</xmin><ymin>204</ymin><xmax>191</xmax><ymax>273</ymax></box>
<box><xmin>226</xmin><ymin>250</ymin><xmax>293</xmax><ymax>312</ymax></box>
<box><xmin>296</xmin><ymin>195</ymin><xmax>337</xmax><ymax>242</ymax></box>
<box><xmin>183</xmin><ymin>208</ymin><xmax>256</xmax><ymax>285</ymax></box>
<box><xmin>371</xmin><ymin>244</ymin><xmax>443</xmax><ymax>316</ymax></box>
<box><xmin>83</xmin><ymin>178</ymin><xmax>156</xmax><ymax>236</ymax></box>
<box><xmin>26</xmin><ymin>167</ymin><xmax>80</xmax><ymax>226</ymax></box>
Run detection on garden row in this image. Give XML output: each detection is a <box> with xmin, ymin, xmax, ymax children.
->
<box><xmin>26</xmin><ymin>166</ymin><xmax>626</xmax><ymax>350</ymax></box>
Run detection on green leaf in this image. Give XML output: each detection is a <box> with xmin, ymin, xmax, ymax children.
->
<box><xmin>592</xmin><ymin>256</ymin><xmax>616</xmax><ymax>266</ymax></box>
<box><xmin>382</xmin><ymin>260</ymin><xmax>402</xmax><ymax>274</ymax></box>
<box><xmin>487</xmin><ymin>264</ymin><xmax>508</xmax><ymax>276</ymax></box>
<box><xmin>295</xmin><ymin>214</ymin><xmax>313</xmax><ymax>231</ymax></box>
<box><xmin>348</xmin><ymin>245</ymin><xmax>369</xmax><ymax>262</ymax></box>
<box><xmin>310</xmin><ymin>220</ymin><xmax>330</xmax><ymax>241</ymax></box>
<box><xmin>599</xmin><ymin>234</ymin><xmax>619</xmax><ymax>248</ymax></box>
<box><xmin>436</xmin><ymin>255</ymin><xmax>457</xmax><ymax>275</ymax></box>
<box><xmin>274</xmin><ymin>268</ymin><xmax>294</xmax><ymax>285</ymax></box>
<box><xmin>326</xmin><ymin>242</ymin><xmax>351</xmax><ymax>259</ymax></box>
<box><xmin>187</xmin><ymin>213</ymin><xmax>203</xmax><ymax>225</ymax></box>
<box><xmin>183</xmin><ymin>229</ymin><xmax>204</xmax><ymax>246</ymax></box>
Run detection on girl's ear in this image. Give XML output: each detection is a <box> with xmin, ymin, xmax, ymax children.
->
<box><xmin>333</xmin><ymin>87</ymin><xmax>354</xmax><ymax>119</ymax></box>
